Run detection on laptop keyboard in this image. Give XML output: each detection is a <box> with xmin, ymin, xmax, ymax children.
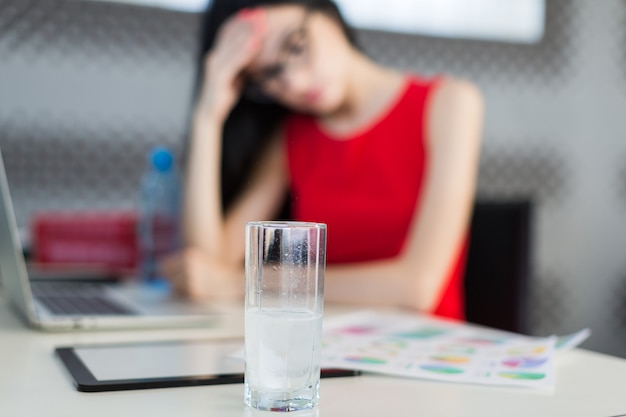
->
<box><xmin>31</xmin><ymin>282</ymin><xmax>135</xmax><ymax>316</ymax></box>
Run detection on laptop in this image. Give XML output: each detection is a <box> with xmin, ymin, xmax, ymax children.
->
<box><xmin>0</xmin><ymin>148</ymin><xmax>216</xmax><ymax>331</ymax></box>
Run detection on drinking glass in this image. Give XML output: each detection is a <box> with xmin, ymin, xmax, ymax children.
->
<box><xmin>244</xmin><ymin>221</ymin><xmax>326</xmax><ymax>412</ymax></box>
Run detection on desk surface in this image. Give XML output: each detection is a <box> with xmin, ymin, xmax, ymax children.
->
<box><xmin>1</xmin><ymin>296</ymin><xmax>625</xmax><ymax>417</ymax></box>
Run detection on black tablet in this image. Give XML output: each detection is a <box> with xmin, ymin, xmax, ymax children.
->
<box><xmin>55</xmin><ymin>339</ymin><xmax>359</xmax><ymax>392</ymax></box>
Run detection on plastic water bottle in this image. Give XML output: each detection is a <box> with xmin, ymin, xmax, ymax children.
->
<box><xmin>137</xmin><ymin>146</ymin><xmax>182</xmax><ymax>284</ymax></box>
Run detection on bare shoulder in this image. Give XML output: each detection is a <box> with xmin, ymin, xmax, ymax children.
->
<box><xmin>427</xmin><ymin>77</ymin><xmax>484</xmax><ymax>148</ymax></box>
<box><xmin>430</xmin><ymin>76</ymin><xmax>483</xmax><ymax>115</ymax></box>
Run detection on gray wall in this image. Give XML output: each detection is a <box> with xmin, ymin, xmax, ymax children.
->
<box><xmin>1</xmin><ymin>0</ymin><xmax>625</xmax><ymax>357</ymax></box>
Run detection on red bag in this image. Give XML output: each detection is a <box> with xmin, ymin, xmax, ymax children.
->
<box><xmin>31</xmin><ymin>211</ymin><xmax>139</xmax><ymax>274</ymax></box>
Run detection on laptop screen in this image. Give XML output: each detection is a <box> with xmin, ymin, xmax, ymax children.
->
<box><xmin>0</xmin><ymin>147</ymin><xmax>39</xmax><ymax>324</ymax></box>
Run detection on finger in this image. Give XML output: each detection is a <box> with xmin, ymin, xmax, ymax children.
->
<box><xmin>219</xmin><ymin>11</ymin><xmax>265</xmax><ymax>54</ymax></box>
<box><xmin>208</xmin><ymin>32</ymin><xmax>258</xmax><ymax>78</ymax></box>
<box><xmin>157</xmin><ymin>253</ymin><xmax>189</xmax><ymax>296</ymax></box>
<box><xmin>170</xmin><ymin>271</ymin><xmax>191</xmax><ymax>299</ymax></box>
<box><xmin>242</xmin><ymin>9</ymin><xmax>266</xmax><ymax>53</ymax></box>
<box><xmin>238</xmin><ymin>8</ymin><xmax>266</xmax><ymax>34</ymax></box>
<box><xmin>158</xmin><ymin>254</ymin><xmax>181</xmax><ymax>280</ymax></box>
<box><xmin>249</xmin><ymin>8</ymin><xmax>267</xmax><ymax>36</ymax></box>
<box><xmin>219</xmin><ymin>13</ymin><xmax>256</xmax><ymax>41</ymax></box>
<box><xmin>184</xmin><ymin>261</ymin><xmax>206</xmax><ymax>300</ymax></box>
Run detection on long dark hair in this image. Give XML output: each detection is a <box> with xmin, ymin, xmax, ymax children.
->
<box><xmin>192</xmin><ymin>0</ymin><xmax>359</xmax><ymax>214</ymax></box>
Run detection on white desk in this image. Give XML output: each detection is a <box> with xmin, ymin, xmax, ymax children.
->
<box><xmin>1</xmin><ymin>296</ymin><xmax>625</xmax><ymax>417</ymax></box>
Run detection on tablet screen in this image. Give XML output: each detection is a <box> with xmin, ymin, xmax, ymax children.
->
<box><xmin>73</xmin><ymin>340</ymin><xmax>244</xmax><ymax>381</ymax></box>
<box><xmin>56</xmin><ymin>339</ymin><xmax>359</xmax><ymax>392</ymax></box>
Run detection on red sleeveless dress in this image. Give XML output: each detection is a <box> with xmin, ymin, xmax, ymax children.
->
<box><xmin>285</xmin><ymin>76</ymin><xmax>467</xmax><ymax>320</ymax></box>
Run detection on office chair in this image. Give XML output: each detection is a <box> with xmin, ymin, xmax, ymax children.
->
<box><xmin>463</xmin><ymin>200</ymin><xmax>532</xmax><ymax>334</ymax></box>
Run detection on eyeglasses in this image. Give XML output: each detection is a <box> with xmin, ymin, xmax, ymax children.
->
<box><xmin>245</xmin><ymin>9</ymin><xmax>312</xmax><ymax>101</ymax></box>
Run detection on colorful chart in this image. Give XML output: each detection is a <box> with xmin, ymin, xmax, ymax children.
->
<box><xmin>395</xmin><ymin>328</ymin><xmax>448</xmax><ymax>339</ymax></box>
<box><xmin>345</xmin><ymin>356</ymin><xmax>387</xmax><ymax>365</ymax></box>
<box><xmin>318</xmin><ymin>311</ymin><xmax>589</xmax><ymax>389</ymax></box>
<box><xmin>438</xmin><ymin>344</ymin><xmax>476</xmax><ymax>355</ymax></box>
<box><xmin>456</xmin><ymin>336</ymin><xmax>508</xmax><ymax>346</ymax></box>
<box><xmin>373</xmin><ymin>339</ymin><xmax>409</xmax><ymax>349</ymax></box>
<box><xmin>502</xmin><ymin>357</ymin><xmax>548</xmax><ymax>368</ymax></box>
<box><xmin>507</xmin><ymin>346</ymin><xmax>547</xmax><ymax>356</ymax></box>
<box><xmin>339</xmin><ymin>326</ymin><xmax>377</xmax><ymax>335</ymax></box>
<box><xmin>498</xmin><ymin>371</ymin><xmax>546</xmax><ymax>380</ymax></box>
<box><xmin>420</xmin><ymin>364</ymin><xmax>464</xmax><ymax>374</ymax></box>
<box><xmin>430</xmin><ymin>355</ymin><xmax>471</xmax><ymax>364</ymax></box>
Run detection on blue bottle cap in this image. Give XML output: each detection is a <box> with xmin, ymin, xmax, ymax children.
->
<box><xmin>150</xmin><ymin>147</ymin><xmax>174</xmax><ymax>173</ymax></box>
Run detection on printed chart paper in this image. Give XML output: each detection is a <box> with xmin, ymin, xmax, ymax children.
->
<box><xmin>320</xmin><ymin>311</ymin><xmax>590</xmax><ymax>389</ymax></box>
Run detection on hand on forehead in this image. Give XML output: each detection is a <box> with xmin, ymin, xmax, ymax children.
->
<box><xmin>234</xmin><ymin>6</ymin><xmax>307</xmax><ymax>67</ymax></box>
<box><xmin>236</xmin><ymin>7</ymin><xmax>267</xmax><ymax>36</ymax></box>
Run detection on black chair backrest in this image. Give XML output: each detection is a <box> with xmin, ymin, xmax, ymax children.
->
<box><xmin>463</xmin><ymin>200</ymin><xmax>532</xmax><ymax>333</ymax></box>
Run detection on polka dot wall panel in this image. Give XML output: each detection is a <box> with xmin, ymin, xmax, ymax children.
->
<box><xmin>476</xmin><ymin>145</ymin><xmax>570</xmax><ymax>206</ymax></box>
<box><xmin>0</xmin><ymin>0</ymin><xmax>199</xmax><ymax>69</ymax></box>
<box><xmin>0</xmin><ymin>0</ymin><xmax>201</xmax><ymax>228</ymax></box>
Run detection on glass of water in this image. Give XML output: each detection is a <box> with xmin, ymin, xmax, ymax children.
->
<box><xmin>244</xmin><ymin>221</ymin><xmax>326</xmax><ymax>412</ymax></box>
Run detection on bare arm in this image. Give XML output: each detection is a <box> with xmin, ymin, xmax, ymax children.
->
<box><xmin>170</xmin><ymin>133</ymin><xmax>287</xmax><ymax>301</ymax></box>
<box><xmin>184</xmin><ymin>115</ymin><xmax>287</xmax><ymax>266</ymax></box>
<box><xmin>165</xmin><ymin>10</ymin><xmax>287</xmax><ymax>300</ymax></box>
<box><xmin>323</xmin><ymin>78</ymin><xmax>484</xmax><ymax>312</ymax></box>
<box><xmin>183</xmin><ymin>9</ymin><xmax>280</xmax><ymax>266</ymax></box>
<box><xmin>183</xmin><ymin>113</ymin><xmax>224</xmax><ymax>260</ymax></box>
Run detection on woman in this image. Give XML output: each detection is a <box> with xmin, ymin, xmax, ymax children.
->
<box><xmin>162</xmin><ymin>0</ymin><xmax>483</xmax><ymax>320</ymax></box>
